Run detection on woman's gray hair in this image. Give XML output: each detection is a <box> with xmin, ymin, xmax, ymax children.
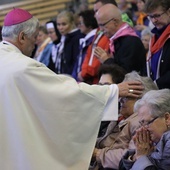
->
<box><xmin>123</xmin><ymin>71</ymin><xmax>158</xmax><ymax>98</ymax></box>
<box><xmin>2</xmin><ymin>16</ymin><xmax>39</xmax><ymax>40</ymax></box>
<box><xmin>134</xmin><ymin>89</ymin><xmax>170</xmax><ymax>118</ymax></box>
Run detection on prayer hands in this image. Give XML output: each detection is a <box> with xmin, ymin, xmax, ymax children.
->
<box><xmin>94</xmin><ymin>46</ymin><xmax>112</xmax><ymax>63</ymax></box>
<box><xmin>133</xmin><ymin>127</ymin><xmax>154</xmax><ymax>159</ymax></box>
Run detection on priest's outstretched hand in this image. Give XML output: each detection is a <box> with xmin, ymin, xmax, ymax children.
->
<box><xmin>118</xmin><ymin>81</ymin><xmax>144</xmax><ymax>98</ymax></box>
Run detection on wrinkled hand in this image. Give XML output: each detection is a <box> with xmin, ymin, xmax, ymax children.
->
<box><xmin>92</xmin><ymin>148</ymin><xmax>101</xmax><ymax>162</ymax></box>
<box><xmin>133</xmin><ymin>127</ymin><xmax>154</xmax><ymax>159</ymax></box>
<box><xmin>94</xmin><ymin>46</ymin><xmax>112</xmax><ymax>63</ymax></box>
<box><xmin>92</xmin><ymin>148</ymin><xmax>98</xmax><ymax>158</ymax></box>
<box><xmin>93</xmin><ymin>148</ymin><xmax>100</xmax><ymax>158</ymax></box>
<box><xmin>117</xmin><ymin>81</ymin><xmax>144</xmax><ymax>98</ymax></box>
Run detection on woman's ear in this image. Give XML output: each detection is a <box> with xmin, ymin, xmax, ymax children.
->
<box><xmin>164</xmin><ymin>112</ymin><xmax>170</xmax><ymax>128</ymax></box>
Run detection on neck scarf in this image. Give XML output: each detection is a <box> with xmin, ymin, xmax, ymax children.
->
<box><xmin>109</xmin><ymin>23</ymin><xmax>138</xmax><ymax>54</ymax></box>
<box><xmin>88</xmin><ymin>29</ymin><xmax>104</xmax><ymax>66</ymax></box>
<box><xmin>147</xmin><ymin>24</ymin><xmax>170</xmax><ymax>80</ymax></box>
<box><xmin>77</xmin><ymin>29</ymin><xmax>97</xmax><ymax>73</ymax></box>
<box><xmin>150</xmin><ymin>24</ymin><xmax>170</xmax><ymax>56</ymax></box>
<box><xmin>55</xmin><ymin>35</ymin><xmax>66</xmax><ymax>73</ymax></box>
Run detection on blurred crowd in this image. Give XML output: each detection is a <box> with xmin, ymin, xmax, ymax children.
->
<box><xmin>29</xmin><ymin>0</ymin><xmax>155</xmax><ymax>87</ymax></box>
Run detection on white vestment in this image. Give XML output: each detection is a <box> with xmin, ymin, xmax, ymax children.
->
<box><xmin>0</xmin><ymin>42</ymin><xmax>118</xmax><ymax>170</ymax></box>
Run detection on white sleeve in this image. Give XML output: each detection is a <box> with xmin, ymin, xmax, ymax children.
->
<box><xmin>102</xmin><ymin>84</ymin><xmax>119</xmax><ymax>121</ymax></box>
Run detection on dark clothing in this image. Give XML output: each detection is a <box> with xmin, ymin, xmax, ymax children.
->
<box><xmin>59</xmin><ymin>29</ymin><xmax>84</xmax><ymax>75</ymax></box>
<box><xmin>98</xmin><ymin>121</ymin><xmax>110</xmax><ymax>138</ymax></box>
<box><xmin>48</xmin><ymin>54</ymin><xmax>55</xmax><ymax>72</ymax></box>
<box><xmin>147</xmin><ymin>25</ymin><xmax>170</xmax><ymax>89</ymax></box>
<box><xmin>104</xmin><ymin>36</ymin><xmax>146</xmax><ymax>75</ymax></box>
<box><xmin>154</xmin><ymin>38</ymin><xmax>170</xmax><ymax>89</ymax></box>
<box><xmin>72</xmin><ymin>35</ymin><xmax>95</xmax><ymax>81</ymax></box>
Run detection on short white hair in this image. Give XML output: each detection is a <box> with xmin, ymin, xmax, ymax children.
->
<box><xmin>141</xmin><ymin>27</ymin><xmax>152</xmax><ymax>37</ymax></box>
<box><xmin>2</xmin><ymin>17</ymin><xmax>39</xmax><ymax>40</ymax></box>
<box><xmin>134</xmin><ymin>89</ymin><xmax>170</xmax><ymax>117</ymax></box>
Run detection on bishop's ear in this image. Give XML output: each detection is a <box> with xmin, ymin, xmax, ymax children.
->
<box><xmin>18</xmin><ymin>31</ymin><xmax>26</xmax><ymax>44</ymax></box>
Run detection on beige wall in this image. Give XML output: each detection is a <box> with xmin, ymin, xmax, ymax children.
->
<box><xmin>0</xmin><ymin>0</ymin><xmax>22</xmax><ymax>5</ymax></box>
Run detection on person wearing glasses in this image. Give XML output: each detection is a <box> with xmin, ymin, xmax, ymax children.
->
<box><xmin>77</xmin><ymin>0</ymin><xmax>118</xmax><ymax>85</ymax></box>
<box><xmin>94</xmin><ymin>4</ymin><xmax>146</xmax><ymax>75</ymax></box>
<box><xmin>90</xmin><ymin>71</ymin><xmax>158</xmax><ymax>170</ymax></box>
<box><xmin>78</xmin><ymin>0</ymin><xmax>134</xmax><ymax>85</ymax></box>
<box><xmin>98</xmin><ymin>64</ymin><xmax>126</xmax><ymax>86</ymax></box>
<box><xmin>120</xmin><ymin>89</ymin><xmax>170</xmax><ymax>170</ymax></box>
<box><xmin>144</xmin><ymin>0</ymin><xmax>170</xmax><ymax>89</ymax></box>
<box><xmin>134</xmin><ymin>0</ymin><xmax>154</xmax><ymax>37</ymax></box>
<box><xmin>97</xmin><ymin>64</ymin><xmax>127</xmax><ymax>138</ymax></box>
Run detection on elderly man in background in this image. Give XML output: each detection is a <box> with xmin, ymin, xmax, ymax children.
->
<box><xmin>0</xmin><ymin>8</ymin><xmax>143</xmax><ymax>170</ymax></box>
<box><xmin>94</xmin><ymin>4</ymin><xmax>146</xmax><ymax>75</ymax></box>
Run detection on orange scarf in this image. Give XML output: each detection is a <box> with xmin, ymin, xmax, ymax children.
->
<box><xmin>136</xmin><ymin>12</ymin><xmax>147</xmax><ymax>25</ymax></box>
<box><xmin>150</xmin><ymin>25</ymin><xmax>170</xmax><ymax>55</ymax></box>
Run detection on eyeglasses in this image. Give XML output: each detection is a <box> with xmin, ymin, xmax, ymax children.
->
<box><xmin>139</xmin><ymin>116</ymin><xmax>159</xmax><ymax>126</ymax></box>
<box><xmin>147</xmin><ymin>11</ymin><xmax>167</xmax><ymax>20</ymax></box>
<box><xmin>98</xmin><ymin>17</ymin><xmax>116</xmax><ymax>27</ymax></box>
